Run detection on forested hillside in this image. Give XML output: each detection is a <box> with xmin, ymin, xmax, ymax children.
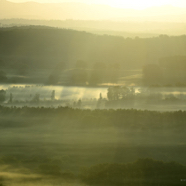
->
<box><xmin>0</xmin><ymin>26</ymin><xmax>186</xmax><ymax>69</ymax></box>
<box><xmin>0</xmin><ymin>26</ymin><xmax>186</xmax><ymax>85</ymax></box>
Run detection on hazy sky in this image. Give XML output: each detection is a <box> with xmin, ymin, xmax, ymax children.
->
<box><xmin>8</xmin><ymin>0</ymin><xmax>186</xmax><ymax>9</ymax></box>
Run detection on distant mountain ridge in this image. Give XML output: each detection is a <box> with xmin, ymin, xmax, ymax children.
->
<box><xmin>0</xmin><ymin>0</ymin><xmax>186</xmax><ymax>21</ymax></box>
<box><xmin>1</xmin><ymin>19</ymin><xmax>186</xmax><ymax>36</ymax></box>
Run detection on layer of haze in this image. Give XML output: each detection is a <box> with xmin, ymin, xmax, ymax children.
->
<box><xmin>7</xmin><ymin>0</ymin><xmax>186</xmax><ymax>9</ymax></box>
<box><xmin>1</xmin><ymin>0</ymin><xmax>186</xmax><ymax>21</ymax></box>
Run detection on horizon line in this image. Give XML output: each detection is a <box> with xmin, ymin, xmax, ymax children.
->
<box><xmin>4</xmin><ymin>0</ymin><xmax>186</xmax><ymax>10</ymax></box>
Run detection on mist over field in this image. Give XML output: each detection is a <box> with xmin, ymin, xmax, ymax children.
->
<box><xmin>1</xmin><ymin>0</ymin><xmax>186</xmax><ymax>185</ymax></box>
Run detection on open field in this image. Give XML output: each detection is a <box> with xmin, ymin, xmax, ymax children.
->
<box><xmin>0</xmin><ymin>107</ymin><xmax>186</xmax><ymax>185</ymax></box>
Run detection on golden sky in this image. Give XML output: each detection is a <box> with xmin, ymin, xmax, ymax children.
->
<box><xmin>8</xmin><ymin>0</ymin><xmax>186</xmax><ymax>9</ymax></box>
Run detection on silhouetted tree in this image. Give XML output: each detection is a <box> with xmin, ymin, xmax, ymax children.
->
<box><xmin>0</xmin><ymin>90</ymin><xmax>6</xmax><ymax>103</ymax></box>
<box><xmin>51</xmin><ymin>90</ymin><xmax>55</xmax><ymax>101</ymax></box>
<box><xmin>99</xmin><ymin>93</ymin><xmax>102</xmax><ymax>100</ymax></box>
<box><xmin>96</xmin><ymin>93</ymin><xmax>103</xmax><ymax>108</ymax></box>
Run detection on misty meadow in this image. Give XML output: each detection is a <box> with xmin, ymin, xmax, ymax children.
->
<box><xmin>1</xmin><ymin>0</ymin><xmax>186</xmax><ymax>185</ymax></box>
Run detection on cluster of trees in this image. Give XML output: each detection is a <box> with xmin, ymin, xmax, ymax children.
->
<box><xmin>0</xmin><ymin>87</ymin><xmax>57</xmax><ymax>104</ymax></box>
<box><xmin>143</xmin><ymin>56</ymin><xmax>186</xmax><ymax>86</ymax></box>
<box><xmin>105</xmin><ymin>86</ymin><xmax>186</xmax><ymax>108</ymax></box>
<box><xmin>107</xmin><ymin>86</ymin><xmax>135</xmax><ymax>101</ymax></box>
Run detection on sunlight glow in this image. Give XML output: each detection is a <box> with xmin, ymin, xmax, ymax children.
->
<box><xmin>95</xmin><ymin>0</ymin><xmax>171</xmax><ymax>9</ymax></box>
<box><xmin>90</xmin><ymin>0</ymin><xmax>186</xmax><ymax>9</ymax></box>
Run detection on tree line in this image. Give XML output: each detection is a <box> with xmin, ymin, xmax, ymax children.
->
<box><xmin>0</xmin><ymin>106</ymin><xmax>186</xmax><ymax>129</ymax></box>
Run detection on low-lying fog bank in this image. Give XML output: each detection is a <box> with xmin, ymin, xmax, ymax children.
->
<box><xmin>0</xmin><ymin>84</ymin><xmax>186</xmax><ymax>111</ymax></box>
